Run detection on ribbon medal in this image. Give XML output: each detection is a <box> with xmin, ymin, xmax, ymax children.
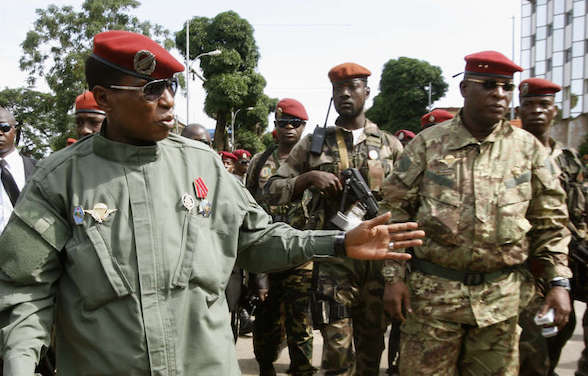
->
<box><xmin>72</xmin><ymin>206</ymin><xmax>85</xmax><ymax>225</ymax></box>
<box><xmin>193</xmin><ymin>177</ymin><xmax>212</xmax><ymax>217</ymax></box>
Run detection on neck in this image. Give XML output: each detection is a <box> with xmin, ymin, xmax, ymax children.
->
<box><xmin>535</xmin><ymin>132</ymin><xmax>550</xmax><ymax>147</ymax></box>
<box><xmin>0</xmin><ymin>147</ymin><xmax>16</xmax><ymax>159</ymax></box>
<box><xmin>277</xmin><ymin>143</ymin><xmax>294</xmax><ymax>157</ymax></box>
<box><xmin>461</xmin><ymin>110</ymin><xmax>497</xmax><ymax>140</ymax></box>
<box><xmin>336</xmin><ymin>112</ymin><xmax>367</xmax><ymax>130</ymax></box>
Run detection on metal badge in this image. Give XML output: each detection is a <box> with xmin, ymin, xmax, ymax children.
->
<box><xmin>368</xmin><ymin>150</ymin><xmax>379</xmax><ymax>160</ymax></box>
<box><xmin>182</xmin><ymin>193</ymin><xmax>196</xmax><ymax>212</ymax></box>
<box><xmin>133</xmin><ymin>50</ymin><xmax>156</xmax><ymax>76</ymax></box>
<box><xmin>84</xmin><ymin>203</ymin><xmax>117</xmax><ymax>224</ymax></box>
<box><xmin>198</xmin><ymin>199</ymin><xmax>212</xmax><ymax>217</ymax></box>
<box><xmin>72</xmin><ymin>206</ymin><xmax>85</xmax><ymax>225</ymax></box>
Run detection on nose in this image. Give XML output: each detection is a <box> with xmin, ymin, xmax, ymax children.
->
<box><xmin>158</xmin><ymin>86</ymin><xmax>175</xmax><ymax>109</ymax></box>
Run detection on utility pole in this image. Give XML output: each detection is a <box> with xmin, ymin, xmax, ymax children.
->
<box><xmin>186</xmin><ymin>19</ymin><xmax>190</xmax><ymax>125</ymax></box>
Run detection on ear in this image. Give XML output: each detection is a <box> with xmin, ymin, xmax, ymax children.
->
<box><xmin>365</xmin><ymin>85</ymin><xmax>371</xmax><ymax>98</ymax></box>
<box><xmin>92</xmin><ymin>86</ymin><xmax>112</xmax><ymax>113</ymax></box>
<box><xmin>459</xmin><ymin>80</ymin><xmax>467</xmax><ymax>98</ymax></box>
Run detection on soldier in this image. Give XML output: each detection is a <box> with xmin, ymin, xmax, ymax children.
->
<box><xmin>381</xmin><ymin>50</ymin><xmax>573</xmax><ymax>375</ymax></box>
<box><xmin>0</xmin><ymin>31</ymin><xmax>423</xmax><ymax>375</ymax></box>
<box><xmin>266</xmin><ymin>63</ymin><xmax>404</xmax><ymax>375</ymax></box>
<box><xmin>74</xmin><ymin>90</ymin><xmax>105</xmax><ymax>139</ymax></box>
<box><xmin>516</xmin><ymin>77</ymin><xmax>588</xmax><ymax>376</ymax></box>
<box><xmin>420</xmin><ymin>109</ymin><xmax>454</xmax><ymax>130</ymax></box>
<box><xmin>219</xmin><ymin>150</ymin><xmax>237</xmax><ymax>173</ymax></box>
<box><xmin>233</xmin><ymin>149</ymin><xmax>252</xmax><ymax>183</ymax></box>
<box><xmin>247</xmin><ymin>98</ymin><xmax>314</xmax><ymax>376</ymax></box>
<box><xmin>181</xmin><ymin>123</ymin><xmax>212</xmax><ymax>147</ymax></box>
<box><xmin>394</xmin><ymin>130</ymin><xmax>415</xmax><ymax>147</ymax></box>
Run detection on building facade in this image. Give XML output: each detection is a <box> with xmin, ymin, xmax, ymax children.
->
<box><xmin>521</xmin><ymin>0</ymin><xmax>588</xmax><ymax>150</ymax></box>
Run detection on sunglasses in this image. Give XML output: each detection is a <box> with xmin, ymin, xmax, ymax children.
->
<box><xmin>275</xmin><ymin>119</ymin><xmax>306</xmax><ymax>128</ymax></box>
<box><xmin>239</xmin><ymin>159</ymin><xmax>250</xmax><ymax>165</ymax></box>
<box><xmin>465</xmin><ymin>78</ymin><xmax>515</xmax><ymax>92</ymax></box>
<box><xmin>0</xmin><ymin>123</ymin><xmax>13</xmax><ymax>133</ymax></box>
<box><xmin>110</xmin><ymin>77</ymin><xmax>179</xmax><ymax>101</ymax></box>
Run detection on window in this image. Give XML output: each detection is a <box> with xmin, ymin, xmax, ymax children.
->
<box><xmin>554</xmin><ymin>0</ymin><xmax>565</xmax><ymax>14</ymax></box>
<box><xmin>566</xmin><ymin>48</ymin><xmax>573</xmax><ymax>63</ymax></box>
<box><xmin>573</xmin><ymin>40</ymin><xmax>585</xmax><ymax>57</ymax></box>
<box><xmin>522</xmin><ymin>2</ymin><xmax>532</xmax><ymax>17</ymax></box>
<box><xmin>553</xmin><ymin>51</ymin><xmax>564</xmax><ymax>66</ymax></box>
<box><xmin>547</xmin><ymin>58</ymin><xmax>553</xmax><ymax>71</ymax></box>
<box><xmin>522</xmin><ymin>16</ymin><xmax>532</xmax><ymax>37</ymax></box>
<box><xmin>554</xmin><ymin>14</ymin><xmax>565</xmax><ymax>28</ymax></box>
<box><xmin>553</xmin><ymin>28</ymin><xmax>565</xmax><ymax>50</ymax></box>
<box><xmin>573</xmin><ymin>16</ymin><xmax>585</xmax><ymax>41</ymax></box>
<box><xmin>522</xmin><ymin>49</ymin><xmax>532</xmax><ymax>69</ymax></box>
<box><xmin>536</xmin><ymin>60</ymin><xmax>547</xmax><ymax>75</ymax></box>
<box><xmin>567</xmin><ymin>11</ymin><xmax>574</xmax><ymax>26</ymax></box>
<box><xmin>523</xmin><ymin>36</ymin><xmax>532</xmax><ymax>50</ymax></box>
<box><xmin>553</xmin><ymin>66</ymin><xmax>564</xmax><ymax>86</ymax></box>
<box><xmin>572</xmin><ymin>57</ymin><xmax>584</xmax><ymax>79</ymax></box>
<box><xmin>574</xmin><ymin>0</ymin><xmax>585</xmax><ymax>15</ymax></box>
<box><xmin>537</xmin><ymin>26</ymin><xmax>547</xmax><ymax>40</ymax></box>
<box><xmin>538</xmin><ymin>4</ymin><xmax>548</xmax><ymax>26</ymax></box>
<box><xmin>537</xmin><ymin>39</ymin><xmax>547</xmax><ymax>61</ymax></box>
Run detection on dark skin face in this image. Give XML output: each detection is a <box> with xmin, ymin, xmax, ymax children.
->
<box><xmin>516</xmin><ymin>96</ymin><xmax>558</xmax><ymax>147</ymax></box>
<box><xmin>460</xmin><ymin>75</ymin><xmax>512</xmax><ymax>139</ymax></box>
<box><xmin>234</xmin><ymin>157</ymin><xmax>249</xmax><ymax>177</ymax></box>
<box><xmin>0</xmin><ymin>110</ymin><xmax>17</xmax><ymax>158</ymax></box>
<box><xmin>75</xmin><ymin>112</ymin><xmax>105</xmax><ymax>138</ymax></box>
<box><xmin>275</xmin><ymin>114</ymin><xmax>306</xmax><ymax>149</ymax></box>
<box><xmin>92</xmin><ymin>75</ymin><xmax>175</xmax><ymax>146</ymax></box>
<box><xmin>222</xmin><ymin>158</ymin><xmax>235</xmax><ymax>173</ymax></box>
<box><xmin>332</xmin><ymin>78</ymin><xmax>370</xmax><ymax>130</ymax></box>
<box><xmin>182</xmin><ymin>125</ymin><xmax>211</xmax><ymax>146</ymax></box>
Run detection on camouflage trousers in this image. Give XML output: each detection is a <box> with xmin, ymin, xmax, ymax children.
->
<box><xmin>253</xmin><ymin>267</ymin><xmax>315</xmax><ymax>376</ymax></box>
<box><xmin>519</xmin><ymin>294</ymin><xmax>576</xmax><ymax>376</ymax></box>
<box><xmin>399</xmin><ymin>314</ymin><xmax>520</xmax><ymax>375</ymax></box>
<box><xmin>316</xmin><ymin>259</ymin><xmax>387</xmax><ymax>375</ymax></box>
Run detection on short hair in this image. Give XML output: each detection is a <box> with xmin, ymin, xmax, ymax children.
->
<box><xmin>85</xmin><ymin>55</ymin><xmax>127</xmax><ymax>90</ymax></box>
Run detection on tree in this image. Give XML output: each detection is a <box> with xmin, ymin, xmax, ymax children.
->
<box><xmin>19</xmin><ymin>0</ymin><xmax>171</xmax><ymax>151</ymax></box>
<box><xmin>366</xmin><ymin>57</ymin><xmax>448</xmax><ymax>134</ymax></box>
<box><xmin>175</xmin><ymin>11</ymin><xmax>274</xmax><ymax>151</ymax></box>
<box><xmin>0</xmin><ymin>87</ymin><xmax>62</xmax><ymax>159</ymax></box>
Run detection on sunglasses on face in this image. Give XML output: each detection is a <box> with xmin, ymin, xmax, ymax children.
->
<box><xmin>110</xmin><ymin>77</ymin><xmax>179</xmax><ymax>102</ymax></box>
<box><xmin>275</xmin><ymin>119</ymin><xmax>306</xmax><ymax>129</ymax></box>
<box><xmin>0</xmin><ymin>123</ymin><xmax>13</xmax><ymax>133</ymax></box>
<box><xmin>465</xmin><ymin>78</ymin><xmax>515</xmax><ymax>92</ymax></box>
<box><xmin>239</xmin><ymin>159</ymin><xmax>250</xmax><ymax>165</ymax></box>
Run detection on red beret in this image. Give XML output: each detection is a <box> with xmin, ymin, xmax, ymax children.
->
<box><xmin>328</xmin><ymin>62</ymin><xmax>371</xmax><ymax>82</ymax></box>
<box><xmin>219</xmin><ymin>151</ymin><xmax>238</xmax><ymax>161</ymax></box>
<box><xmin>75</xmin><ymin>91</ymin><xmax>105</xmax><ymax>115</ymax></box>
<box><xmin>276</xmin><ymin>98</ymin><xmax>309</xmax><ymax>120</ymax></box>
<box><xmin>92</xmin><ymin>30</ymin><xmax>184</xmax><ymax>80</ymax></box>
<box><xmin>233</xmin><ymin>149</ymin><xmax>251</xmax><ymax>160</ymax></box>
<box><xmin>421</xmin><ymin>109</ymin><xmax>454</xmax><ymax>127</ymax></box>
<box><xmin>519</xmin><ymin>78</ymin><xmax>561</xmax><ymax>97</ymax></box>
<box><xmin>66</xmin><ymin>138</ymin><xmax>77</xmax><ymax>146</ymax></box>
<box><xmin>271</xmin><ymin>129</ymin><xmax>278</xmax><ymax>140</ymax></box>
<box><xmin>394</xmin><ymin>130</ymin><xmax>416</xmax><ymax>141</ymax></box>
<box><xmin>465</xmin><ymin>51</ymin><xmax>522</xmax><ymax>79</ymax></box>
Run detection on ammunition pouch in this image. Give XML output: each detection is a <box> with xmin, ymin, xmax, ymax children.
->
<box><xmin>310</xmin><ymin>263</ymin><xmax>350</xmax><ymax>328</ymax></box>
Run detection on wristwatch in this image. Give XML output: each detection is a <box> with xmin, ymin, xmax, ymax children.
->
<box><xmin>334</xmin><ymin>232</ymin><xmax>347</xmax><ymax>258</ymax></box>
<box><xmin>549</xmin><ymin>278</ymin><xmax>571</xmax><ymax>291</ymax></box>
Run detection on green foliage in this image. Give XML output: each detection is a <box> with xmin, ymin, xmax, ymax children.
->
<box><xmin>175</xmin><ymin>11</ymin><xmax>271</xmax><ymax>150</ymax></box>
<box><xmin>0</xmin><ymin>87</ymin><xmax>67</xmax><ymax>158</ymax></box>
<box><xmin>235</xmin><ymin>129</ymin><xmax>264</xmax><ymax>154</ymax></box>
<box><xmin>18</xmin><ymin>0</ymin><xmax>171</xmax><ymax>154</ymax></box>
<box><xmin>579</xmin><ymin>134</ymin><xmax>588</xmax><ymax>157</ymax></box>
<box><xmin>366</xmin><ymin>57</ymin><xmax>448</xmax><ymax>134</ymax></box>
<box><xmin>261</xmin><ymin>132</ymin><xmax>275</xmax><ymax>150</ymax></box>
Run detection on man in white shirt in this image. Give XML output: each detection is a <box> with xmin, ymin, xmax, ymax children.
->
<box><xmin>0</xmin><ymin>107</ymin><xmax>36</xmax><ymax>233</ymax></box>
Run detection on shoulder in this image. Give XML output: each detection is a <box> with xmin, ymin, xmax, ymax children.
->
<box><xmin>32</xmin><ymin>134</ymin><xmax>95</xmax><ymax>181</ymax></box>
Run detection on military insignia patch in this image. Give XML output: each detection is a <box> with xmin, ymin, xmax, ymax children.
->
<box><xmin>133</xmin><ymin>50</ymin><xmax>156</xmax><ymax>76</ymax></box>
<box><xmin>440</xmin><ymin>155</ymin><xmax>459</xmax><ymax>167</ymax></box>
<box><xmin>521</xmin><ymin>82</ymin><xmax>529</xmax><ymax>97</ymax></box>
<box><xmin>368</xmin><ymin>150</ymin><xmax>379</xmax><ymax>160</ymax></box>
<box><xmin>72</xmin><ymin>206</ymin><xmax>85</xmax><ymax>225</ymax></box>
<box><xmin>181</xmin><ymin>193</ymin><xmax>196</xmax><ymax>212</ymax></box>
<box><xmin>260</xmin><ymin>166</ymin><xmax>272</xmax><ymax>179</ymax></box>
<box><xmin>84</xmin><ymin>203</ymin><xmax>117</xmax><ymax>223</ymax></box>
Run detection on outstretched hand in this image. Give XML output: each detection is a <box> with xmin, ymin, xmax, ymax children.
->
<box><xmin>344</xmin><ymin>212</ymin><xmax>424</xmax><ymax>260</ymax></box>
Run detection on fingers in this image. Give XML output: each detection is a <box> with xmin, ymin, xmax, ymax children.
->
<box><xmin>402</xmin><ymin>291</ymin><xmax>412</xmax><ymax>319</ymax></box>
<box><xmin>382</xmin><ymin>252</ymin><xmax>412</xmax><ymax>261</ymax></box>
<box><xmin>390</xmin><ymin>240</ymin><xmax>423</xmax><ymax>250</ymax></box>
<box><xmin>364</xmin><ymin>212</ymin><xmax>392</xmax><ymax>228</ymax></box>
<box><xmin>385</xmin><ymin>221</ymin><xmax>419</xmax><ymax>233</ymax></box>
<box><xmin>389</xmin><ymin>229</ymin><xmax>425</xmax><ymax>241</ymax></box>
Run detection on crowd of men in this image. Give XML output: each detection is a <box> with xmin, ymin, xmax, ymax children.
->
<box><xmin>0</xmin><ymin>28</ymin><xmax>586</xmax><ymax>376</ymax></box>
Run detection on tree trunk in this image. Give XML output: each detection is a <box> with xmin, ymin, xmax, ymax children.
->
<box><xmin>213</xmin><ymin>117</ymin><xmax>227</xmax><ymax>151</ymax></box>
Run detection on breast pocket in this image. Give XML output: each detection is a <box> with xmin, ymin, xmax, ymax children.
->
<box><xmin>496</xmin><ymin>172</ymin><xmax>533</xmax><ymax>244</ymax></box>
<box><xmin>65</xmin><ymin>226</ymin><xmax>133</xmax><ymax>310</ymax></box>
<box><xmin>418</xmin><ymin>169</ymin><xmax>461</xmax><ymax>246</ymax></box>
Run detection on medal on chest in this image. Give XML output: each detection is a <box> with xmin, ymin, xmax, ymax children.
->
<box><xmin>193</xmin><ymin>177</ymin><xmax>212</xmax><ymax>217</ymax></box>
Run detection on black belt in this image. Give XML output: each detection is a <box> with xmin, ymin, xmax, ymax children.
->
<box><xmin>410</xmin><ymin>257</ymin><xmax>522</xmax><ymax>286</ymax></box>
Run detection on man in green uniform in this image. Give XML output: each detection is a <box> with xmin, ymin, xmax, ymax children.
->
<box><xmin>516</xmin><ymin>77</ymin><xmax>588</xmax><ymax>376</ymax></box>
<box><xmin>0</xmin><ymin>31</ymin><xmax>423</xmax><ymax>376</ymax></box>
<box><xmin>381</xmin><ymin>51</ymin><xmax>573</xmax><ymax>375</ymax></box>
<box><xmin>265</xmin><ymin>63</ymin><xmax>404</xmax><ymax>375</ymax></box>
<box><xmin>247</xmin><ymin>98</ymin><xmax>314</xmax><ymax>376</ymax></box>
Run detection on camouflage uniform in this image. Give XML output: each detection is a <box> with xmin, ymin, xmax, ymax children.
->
<box><xmin>247</xmin><ymin>149</ymin><xmax>315</xmax><ymax>376</ymax></box>
<box><xmin>266</xmin><ymin>121</ymin><xmax>403</xmax><ymax>375</ymax></box>
<box><xmin>380</xmin><ymin>114</ymin><xmax>572</xmax><ymax>375</ymax></box>
<box><xmin>519</xmin><ymin>139</ymin><xmax>587</xmax><ymax>376</ymax></box>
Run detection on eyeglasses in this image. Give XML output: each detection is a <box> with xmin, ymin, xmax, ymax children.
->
<box><xmin>0</xmin><ymin>123</ymin><xmax>13</xmax><ymax>133</ymax></box>
<box><xmin>275</xmin><ymin>119</ymin><xmax>306</xmax><ymax>129</ymax></box>
<box><xmin>239</xmin><ymin>159</ymin><xmax>250</xmax><ymax>165</ymax></box>
<box><xmin>110</xmin><ymin>77</ymin><xmax>179</xmax><ymax>102</ymax></box>
<box><xmin>465</xmin><ymin>78</ymin><xmax>515</xmax><ymax>92</ymax></box>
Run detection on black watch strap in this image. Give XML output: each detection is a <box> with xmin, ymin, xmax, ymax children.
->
<box><xmin>549</xmin><ymin>278</ymin><xmax>571</xmax><ymax>291</ymax></box>
<box><xmin>334</xmin><ymin>233</ymin><xmax>346</xmax><ymax>258</ymax></box>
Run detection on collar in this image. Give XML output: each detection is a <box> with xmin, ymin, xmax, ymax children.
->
<box><xmin>1</xmin><ymin>148</ymin><xmax>21</xmax><ymax>167</ymax></box>
<box><xmin>446</xmin><ymin>112</ymin><xmax>510</xmax><ymax>150</ymax></box>
<box><xmin>92</xmin><ymin>133</ymin><xmax>160</xmax><ymax>163</ymax></box>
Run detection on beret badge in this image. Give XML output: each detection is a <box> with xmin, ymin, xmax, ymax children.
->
<box><xmin>429</xmin><ymin>115</ymin><xmax>435</xmax><ymax>123</ymax></box>
<box><xmin>134</xmin><ymin>50</ymin><xmax>157</xmax><ymax>76</ymax></box>
<box><xmin>521</xmin><ymin>82</ymin><xmax>529</xmax><ymax>96</ymax></box>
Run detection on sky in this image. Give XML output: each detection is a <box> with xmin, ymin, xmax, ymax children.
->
<box><xmin>1</xmin><ymin>0</ymin><xmax>522</xmax><ymax>137</ymax></box>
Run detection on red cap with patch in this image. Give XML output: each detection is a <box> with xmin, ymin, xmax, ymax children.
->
<box><xmin>519</xmin><ymin>78</ymin><xmax>561</xmax><ymax>97</ymax></box>
<box><xmin>219</xmin><ymin>151</ymin><xmax>238</xmax><ymax>161</ymax></box>
<box><xmin>394</xmin><ymin>130</ymin><xmax>416</xmax><ymax>141</ymax></box>
<box><xmin>66</xmin><ymin>138</ymin><xmax>77</xmax><ymax>146</ymax></box>
<box><xmin>464</xmin><ymin>50</ymin><xmax>522</xmax><ymax>79</ymax></box>
<box><xmin>421</xmin><ymin>109</ymin><xmax>454</xmax><ymax>128</ymax></box>
<box><xmin>233</xmin><ymin>149</ymin><xmax>251</xmax><ymax>161</ymax></box>
<box><xmin>75</xmin><ymin>91</ymin><xmax>105</xmax><ymax>115</ymax></box>
<box><xmin>276</xmin><ymin>98</ymin><xmax>309</xmax><ymax>120</ymax></box>
<box><xmin>92</xmin><ymin>30</ymin><xmax>184</xmax><ymax>80</ymax></box>
<box><xmin>328</xmin><ymin>62</ymin><xmax>371</xmax><ymax>82</ymax></box>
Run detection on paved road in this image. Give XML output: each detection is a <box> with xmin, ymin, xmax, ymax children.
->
<box><xmin>236</xmin><ymin>301</ymin><xmax>587</xmax><ymax>375</ymax></box>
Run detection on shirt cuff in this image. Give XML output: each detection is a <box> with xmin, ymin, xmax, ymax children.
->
<box><xmin>310</xmin><ymin>230</ymin><xmax>341</xmax><ymax>258</ymax></box>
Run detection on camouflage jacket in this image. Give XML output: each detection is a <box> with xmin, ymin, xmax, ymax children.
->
<box><xmin>380</xmin><ymin>114</ymin><xmax>572</xmax><ymax>326</ymax></box>
<box><xmin>265</xmin><ymin>120</ymin><xmax>403</xmax><ymax>230</ymax></box>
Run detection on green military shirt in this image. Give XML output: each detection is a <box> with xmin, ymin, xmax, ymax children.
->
<box><xmin>265</xmin><ymin>120</ymin><xmax>403</xmax><ymax>229</ymax></box>
<box><xmin>0</xmin><ymin>133</ymin><xmax>340</xmax><ymax>376</ymax></box>
<box><xmin>380</xmin><ymin>114</ymin><xmax>572</xmax><ymax>327</ymax></box>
